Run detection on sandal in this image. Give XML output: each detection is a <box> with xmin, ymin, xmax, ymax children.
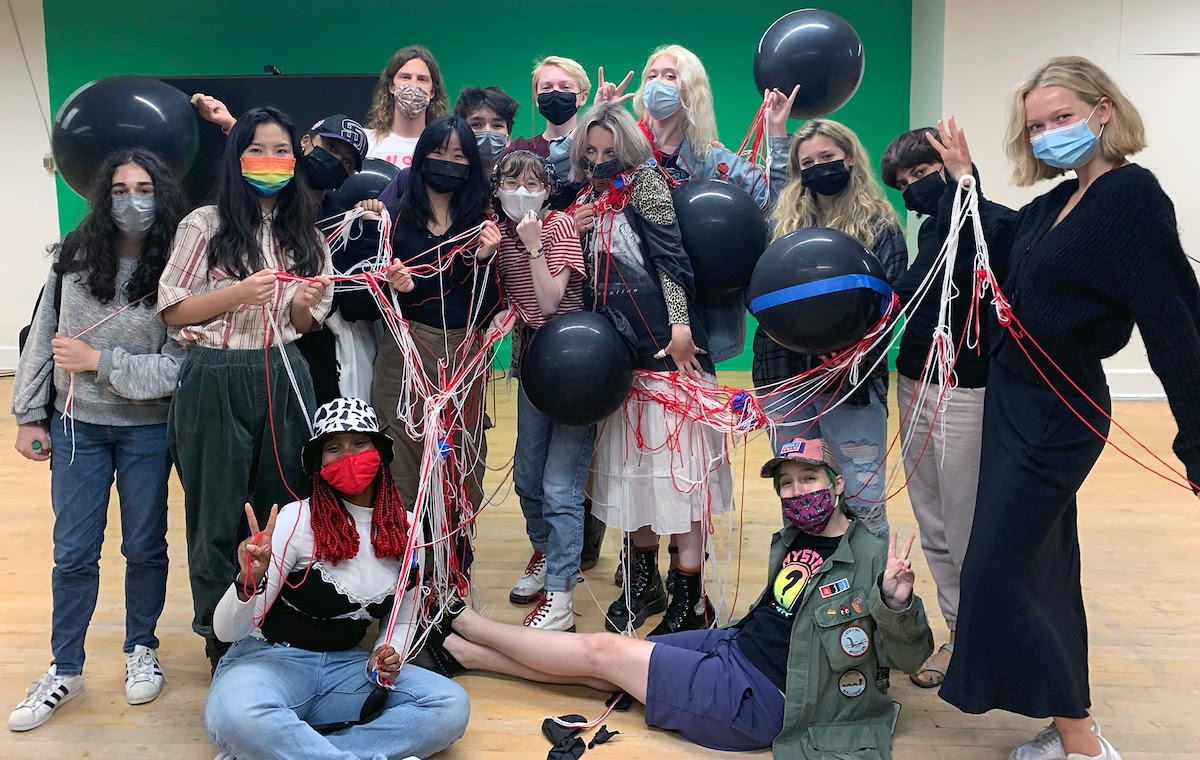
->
<box><xmin>908</xmin><ymin>642</ymin><xmax>953</xmax><ymax>689</ymax></box>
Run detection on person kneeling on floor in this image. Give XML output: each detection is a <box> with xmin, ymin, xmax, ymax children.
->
<box><xmin>419</xmin><ymin>437</ymin><xmax>933</xmax><ymax>758</ymax></box>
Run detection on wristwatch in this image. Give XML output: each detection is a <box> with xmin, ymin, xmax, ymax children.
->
<box><xmin>528</xmin><ymin>246</ymin><xmax>545</xmax><ymax>259</ymax></box>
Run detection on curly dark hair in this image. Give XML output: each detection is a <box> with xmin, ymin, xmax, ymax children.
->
<box><xmin>208</xmin><ymin>106</ymin><xmax>324</xmax><ymax>279</ymax></box>
<box><xmin>50</xmin><ymin>149</ymin><xmax>187</xmax><ymax>307</ymax></box>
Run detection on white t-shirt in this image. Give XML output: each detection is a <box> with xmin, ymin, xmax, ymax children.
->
<box><xmin>368</xmin><ymin>130</ymin><xmax>419</xmax><ymax>169</ymax></box>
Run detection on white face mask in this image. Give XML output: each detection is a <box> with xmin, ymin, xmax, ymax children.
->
<box><xmin>498</xmin><ymin>187</ymin><xmax>548</xmax><ymax>221</ymax></box>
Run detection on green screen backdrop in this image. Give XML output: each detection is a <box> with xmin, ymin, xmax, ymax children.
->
<box><xmin>43</xmin><ymin>0</ymin><xmax>912</xmax><ymax>370</ymax></box>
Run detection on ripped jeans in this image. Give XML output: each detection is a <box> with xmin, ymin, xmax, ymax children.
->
<box><xmin>763</xmin><ymin>376</ymin><xmax>890</xmax><ymax>538</ymax></box>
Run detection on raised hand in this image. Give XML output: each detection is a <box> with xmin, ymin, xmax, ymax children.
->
<box><xmin>385</xmin><ymin>260</ymin><xmax>415</xmax><ymax>293</ymax></box>
<box><xmin>516</xmin><ymin>211</ymin><xmax>543</xmax><ymax>252</ymax></box>
<box><xmin>881</xmin><ymin>533</ymin><xmax>917</xmax><ymax>611</ymax></box>
<box><xmin>573</xmin><ymin>203</ymin><xmax>595</xmax><ymax>234</ymax></box>
<box><xmin>764</xmin><ymin>85</ymin><xmax>800</xmax><ymax>138</ymax></box>
<box><xmin>926</xmin><ymin>117</ymin><xmax>974</xmax><ymax>184</ymax></box>
<box><xmin>236</xmin><ymin>503</ymin><xmax>278</xmax><ymax>596</ymax></box>
<box><xmin>190</xmin><ymin>93</ymin><xmax>237</xmax><ymax>133</ymax></box>
<box><xmin>477</xmin><ymin>219</ymin><xmax>502</xmax><ymax>260</ymax></box>
<box><xmin>595</xmin><ymin>66</ymin><xmax>636</xmax><ymax>106</ymax></box>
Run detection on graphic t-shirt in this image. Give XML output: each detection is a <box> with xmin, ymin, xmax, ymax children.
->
<box><xmin>736</xmin><ymin>530</ymin><xmax>843</xmax><ymax>691</ymax></box>
<box><xmin>368</xmin><ymin>131</ymin><xmax>419</xmax><ymax>168</ymax></box>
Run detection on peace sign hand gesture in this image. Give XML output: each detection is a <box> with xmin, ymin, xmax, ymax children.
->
<box><xmin>880</xmin><ymin>533</ymin><xmax>917</xmax><ymax>611</ymax></box>
<box><xmin>595</xmin><ymin>67</ymin><xmax>636</xmax><ymax>106</ymax></box>
<box><xmin>236</xmin><ymin>503</ymin><xmax>278</xmax><ymax>599</ymax></box>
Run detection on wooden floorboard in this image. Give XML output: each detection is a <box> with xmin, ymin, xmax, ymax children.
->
<box><xmin>1</xmin><ymin>372</ymin><xmax>1197</xmax><ymax>759</ymax></box>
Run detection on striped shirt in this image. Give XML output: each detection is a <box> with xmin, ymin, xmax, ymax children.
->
<box><xmin>158</xmin><ymin>205</ymin><xmax>333</xmax><ymax>350</ymax></box>
<box><xmin>494</xmin><ymin>211</ymin><xmax>585</xmax><ymax>330</ymax></box>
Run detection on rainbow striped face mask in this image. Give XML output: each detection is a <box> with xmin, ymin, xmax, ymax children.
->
<box><xmin>240</xmin><ymin>155</ymin><xmax>296</xmax><ymax>197</ymax></box>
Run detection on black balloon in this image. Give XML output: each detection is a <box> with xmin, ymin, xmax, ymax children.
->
<box><xmin>328</xmin><ymin>158</ymin><xmax>400</xmax><ymax>209</ymax></box>
<box><xmin>519</xmin><ymin>311</ymin><xmax>635</xmax><ymax>427</ymax></box>
<box><xmin>51</xmin><ymin>76</ymin><xmax>198</xmax><ymax>198</ymax></box>
<box><xmin>753</xmin><ymin>9</ymin><xmax>865</xmax><ymax>119</ymax></box>
<box><xmin>673</xmin><ymin>180</ymin><xmax>767</xmax><ymax>297</ymax></box>
<box><xmin>748</xmin><ymin>227</ymin><xmax>892</xmax><ymax>355</ymax></box>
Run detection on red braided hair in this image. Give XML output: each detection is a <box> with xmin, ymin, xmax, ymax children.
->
<box><xmin>309</xmin><ymin>465</ymin><xmax>410</xmax><ymax>565</ymax></box>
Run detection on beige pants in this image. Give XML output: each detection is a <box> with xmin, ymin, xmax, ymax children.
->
<box><xmin>896</xmin><ymin>375</ymin><xmax>986</xmax><ymax>630</ymax></box>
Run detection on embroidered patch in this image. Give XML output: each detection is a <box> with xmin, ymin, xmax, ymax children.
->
<box><xmin>819</xmin><ymin>578</ymin><xmax>850</xmax><ymax>598</ymax></box>
<box><xmin>838</xmin><ymin>669</ymin><xmax>867</xmax><ymax>698</ymax></box>
<box><xmin>840</xmin><ymin>625</ymin><xmax>870</xmax><ymax>657</ymax></box>
<box><xmin>852</xmin><ymin>597</ymin><xmax>864</xmax><ymax>614</ymax></box>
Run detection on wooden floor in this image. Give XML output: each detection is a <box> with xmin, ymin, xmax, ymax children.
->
<box><xmin>1</xmin><ymin>372</ymin><xmax>1198</xmax><ymax>760</ymax></box>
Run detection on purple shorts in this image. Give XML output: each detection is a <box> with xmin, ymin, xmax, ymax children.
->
<box><xmin>644</xmin><ymin>627</ymin><xmax>785</xmax><ymax>751</ymax></box>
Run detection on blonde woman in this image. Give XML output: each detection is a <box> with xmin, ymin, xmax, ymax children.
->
<box><xmin>364</xmin><ymin>45</ymin><xmax>449</xmax><ymax>168</ymax></box>
<box><xmin>930</xmin><ymin>56</ymin><xmax>1200</xmax><ymax>760</ymax></box>
<box><xmin>752</xmin><ymin>119</ymin><xmax>908</xmax><ymax>539</ymax></box>
<box><xmin>569</xmin><ymin>103</ymin><xmax>733</xmax><ymax>638</ymax></box>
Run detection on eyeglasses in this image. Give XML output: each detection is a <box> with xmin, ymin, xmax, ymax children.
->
<box><xmin>500</xmin><ymin>178</ymin><xmax>547</xmax><ymax>193</ymax></box>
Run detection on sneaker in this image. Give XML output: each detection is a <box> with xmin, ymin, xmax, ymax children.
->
<box><xmin>213</xmin><ymin>753</ymin><xmax>238</xmax><ymax>760</ymax></box>
<box><xmin>1010</xmin><ymin>720</ymin><xmax>1103</xmax><ymax>760</ymax></box>
<box><xmin>509</xmin><ymin>552</ymin><xmax>547</xmax><ymax>605</ymax></box>
<box><xmin>524</xmin><ymin>590</ymin><xmax>577</xmax><ymax>632</ymax></box>
<box><xmin>125</xmin><ymin>645</ymin><xmax>165</xmax><ymax>705</ymax></box>
<box><xmin>8</xmin><ymin>665</ymin><xmax>85</xmax><ymax>732</ymax></box>
<box><xmin>1066</xmin><ymin>737</ymin><xmax>1121</xmax><ymax>760</ymax></box>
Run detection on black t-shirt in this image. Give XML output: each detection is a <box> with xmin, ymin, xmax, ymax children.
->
<box><xmin>735</xmin><ymin>530</ymin><xmax>843</xmax><ymax>692</ymax></box>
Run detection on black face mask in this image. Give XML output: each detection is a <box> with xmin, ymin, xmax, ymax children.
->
<box><xmin>303</xmin><ymin>146</ymin><xmax>351</xmax><ymax>191</ymax></box>
<box><xmin>423</xmin><ymin>158</ymin><xmax>470</xmax><ymax>194</ymax></box>
<box><xmin>901</xmin><ymin>170</ymin><xmax>946</xmax><ymax>216</ymax></box>
<box><xmin>579</xmin><ymin>157</ymin><xmax>623</xmax><ymax>182</ymax></box>
<box><xmin>800</xmin><ymin>160</ymin><xmax>851</xmax><ymax>196</ymax></box>
<box><xmin>537</xmin><ymin>91</ymin><xmax>579</xmax><ymax>126</ymax></box>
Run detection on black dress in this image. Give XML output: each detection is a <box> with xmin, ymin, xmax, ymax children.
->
<box><xmin>940</xmin><ymin>164</ymin><xmax>1200</xmax><ymax>718</ymax></box>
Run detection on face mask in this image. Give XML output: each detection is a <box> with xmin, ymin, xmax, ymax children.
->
<box><xmin>537</xmin><ymin>91</ymin><xmax>579</xmax><ymax>126</ymax></box>
<box><xmin>475</xmin><ymin>130</ymin><xmax>508</xmax><ymax>166</ymax></box>
<box><xmin>498</xmin><ymin>187</ymin><xmax>548</xmax><ymax>221</ymax></box>
<box><xmin>111</xmin><ymin>194</ymin><xmax>156</xmax><ymax>238</ymax></box>
<box><xmin>423</xmin><ymin>158</ymin><xmax>470</xmax><ymax>194</ymax></box>
<box><xmin>902</xmin><ymin>170</ymin><xmax>946</xmax><ymax>216</ymax></box>
<box><xmin>579</xmin><ymin>157</ymin><xmax>623</xmax><ymax>182</ymax></box>
<box><xmin>1030</xmin><ymin>105</ymin><xmax>1101</xmax><ymax>170</ymax></box>
<box><xmin>642</xmin><ymin>79</ymin><xmax>681</xmax><ymax>120</ymax></box>
<box><xmin>800</xmin><ymin>160</ymin><xmax>851</xmax><ymax>196</ymax></box>
<box><xmin>302</xmin><ymin>146</ymin><xmax>350</xmax><ymax>191</ymax></box>
<box><xmin>241</xmin><ymin>155</ymin><xmax>296</xmax><ymax>197</ymax></box>
<box><xmin>394</xmin><ymin>83</ymin><xmax>432</xmax><ymax>119</ymax></box>
<box><xmin>321</xmin><ymin>448</ymin><xmax>382</xmax><ymax>495</ymax></box>
<box><xmin>782</xmin><ymin>488</ymin><xmax>838</xmax><ymax>536</ymax></box>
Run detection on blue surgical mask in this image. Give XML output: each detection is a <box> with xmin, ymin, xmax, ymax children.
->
<box><xmin>642</xmin><ymin>79</ymin><xmax>681</xmax><ymax>120</ymax></box>
<box><xmin>1030</xmin><ymin>105</ymin><xmax>1102</xmax><ymax>170</ymax></box>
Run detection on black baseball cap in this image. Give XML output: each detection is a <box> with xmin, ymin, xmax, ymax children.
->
<box><xmin>309</xmin><ymin>114</ymin><xmax>368</xmax><ymax>171</ymax></box>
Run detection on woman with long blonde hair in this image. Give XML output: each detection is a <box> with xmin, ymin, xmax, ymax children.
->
<box><xmin>752</xmin><ymin>118</ymin><xmax>908</xmax><ymax>539</ymax></box>
<box><xmin>930</xmin><ymin>56</ymin><xmax>1200</xmax><ymax>760</ymax></box>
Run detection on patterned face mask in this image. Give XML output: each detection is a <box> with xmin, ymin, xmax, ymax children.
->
<box><xmin>394</xmin><ymin>83</ymin><xmax>431</xmax><ymax>119</ymax></box>
<box><xmin>782</xmin><ymin>488</ymin><xmax>837</xmax><ymax>535</ymax></box>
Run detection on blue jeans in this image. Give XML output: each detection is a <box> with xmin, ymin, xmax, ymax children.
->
<box><xmin>513</xmin><ymin>385</ymin><xmax>596</xmax><ymax>591</ymax></box>
<box><xmin>48</xmin><ymin>413</ymin><xmax>171</xmax><ymax>675</ymax></box>
<box><xmin>764</xmin><ymin>377</ymin><xmax>890</xmax><ymax>538</ymax></box>
<box><xmin>206</xmin><ymin>637</ymin><xmax>470</xmax><ymax>760</ymax></box>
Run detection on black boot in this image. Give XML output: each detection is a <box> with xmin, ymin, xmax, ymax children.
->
<box><xmin>206</xmin><ymin>636</ymin><xmax>231</xmax><ymax>677</ymax></box>
<box><xmin>605</xmin><ymin>546</ymin><xmax>667</xmax><ymax>632</ymax></box>
<box><xmin>648</xmin><ymin>571</ymin><xmax>715</xmax><ymax>636</ymax></box>
<box><xmin>580</xmin><ymin>497</ymin><xmax>606</xmax><ymax>572</ymax></box>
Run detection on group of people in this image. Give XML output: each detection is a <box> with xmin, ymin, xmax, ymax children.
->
<box><xmin>9</xmin><ymin>39</ymin><xmax>1200</xmax><ymax>760</ymax></box>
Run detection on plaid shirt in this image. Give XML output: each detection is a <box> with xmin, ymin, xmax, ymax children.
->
<box><xmin>158</xmin><ymin>205</ymin><xmax>333</xmax><ymax>349</ymax></box>
<box><xmin>753</xmin><ymin>221</ymin><xmax>908</xmax><ymax>393</ymax></box>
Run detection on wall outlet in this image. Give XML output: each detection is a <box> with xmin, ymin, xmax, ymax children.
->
<box><xmin>43</xmin><ymin>154</ymin><xmax>56</xmax><ymax>175</ymax></box>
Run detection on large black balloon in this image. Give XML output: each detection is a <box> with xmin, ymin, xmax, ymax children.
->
<box><xmin>673</xmin><ymin>180</ymin><xmax>767</xmax><ymax>297</ymax></box>
<box><xmin>748</xmin><ymin>227</ymin><xmax>891</xmax><ymax>355</ymax></box>
<box><xmin>328</xmin><ymin>158</ymin><xmax>400</xmax><ymax>209</ymax></box>
<box><xmin>51</xmin><ymin>76</ymin><xmax>198</xmax><ymax>198</ymax></box>
<box><xmin>519</xmin><ymin>312</ymin><xmax>635</xmax><ymax>427</ymax></box>
<box><xmin>753</xmin><ymin>9</ymin><xmax>865</xmax><ymax>119</ymax></box>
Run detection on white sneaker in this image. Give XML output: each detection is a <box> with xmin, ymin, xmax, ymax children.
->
<box><xmin>524</xmin><ymin>589</ymin><xmax>576</xmax><ymax>631</ymax></box>
<box><xmin>1010</xmin><ymin>720</ymin><xmax>1103</xmax><ymax>760</ymax></box>
<box><xmin>509</xmin><ymin>552</ymin><xmax>547</xmax><ymax>605</ymax></box>
<box><xmin>1066</xmin><ymin>737</ymin><xmax>1121</xmax><ymax>760</ymax></box>
<box><xmin>8</xmin><ymin>665</ymin><xmax>85</xmax><ymax>732</ymax></box>
<box><xmin>125</xmin><ymin>645</ymin><xmax>165</xmax><ymax>705</ymax></box>
<box><xmin>213</xmin><ymin>753</ymin><xmax>239</xmax><ymax>760</ymax></box>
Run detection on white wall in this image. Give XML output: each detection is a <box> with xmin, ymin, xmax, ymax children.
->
<box><xmin>940</xmin><ymin>0</ymin><xmax>1200</xmax><ymax>399</ymax></box>
<box><xmin>2</xmin><ymin>0</ymin><xmax>58</xmax><ymax>370</ymax></box>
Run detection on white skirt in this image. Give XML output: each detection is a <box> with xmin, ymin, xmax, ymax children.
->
<box><xmin>591</xmin><ymin>371</ymin><xmax>735</xmax><ymax>535</ymax></box>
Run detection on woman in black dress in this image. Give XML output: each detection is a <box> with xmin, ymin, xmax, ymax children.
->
<box><xmin>930</xmin><ymin>56</ymin><xmax>1200</xmax><ymax>760</ymax></box>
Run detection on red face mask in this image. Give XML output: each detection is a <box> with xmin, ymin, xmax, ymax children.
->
<box><xmin>321</xmin><ymin>448</ymin><xmax>382</xmax><ymax>494</ymax></box>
